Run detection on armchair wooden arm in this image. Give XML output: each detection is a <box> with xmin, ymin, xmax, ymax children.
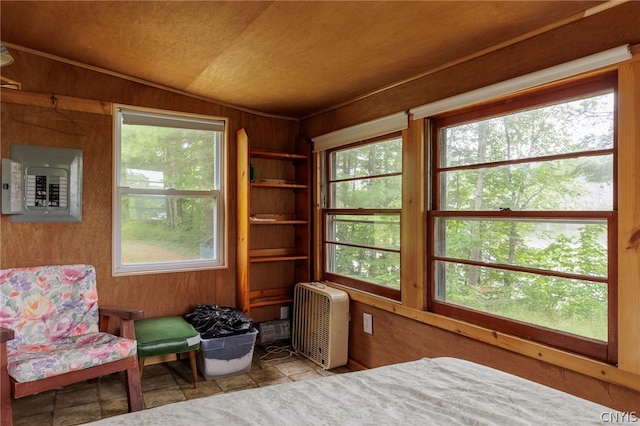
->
<box><xmin>99</xmin><ymin>307</ymin><xmax>144</xmax><ymax>339</ymax></box>
<box><xmin>1</xmin><ymin>327</ymin><xmax>14</xmax><ymax>343</ymax></box>
<box><xmin>99</xmin><ymin>306</ymin><xmax>145</xmax><ymax>320</ymax></box>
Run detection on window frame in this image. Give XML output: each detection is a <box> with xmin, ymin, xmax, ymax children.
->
<box><xmin>113</xmin><ymin>105</ymin><xmax>228</xmax><ymax>276</ymax></box>
<box><xmin>322</xmin><ymin>133</ymin><xmax>403</xmax><ymax>300</ymax></box>
<box><xmin>428</xmin><ymin>73</ymin><xmax>618</xmax><ymax>363</ymax></box>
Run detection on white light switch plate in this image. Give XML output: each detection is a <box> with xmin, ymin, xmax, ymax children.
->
<box><xmin>280</xmin><ymin>306</ymin><xmax>290</xmax><ymax>319</ymax></box>
<box><xmin>363</xmin><ymin>313</ymin><xmax>373</xmax><ymax>335</ymax></box>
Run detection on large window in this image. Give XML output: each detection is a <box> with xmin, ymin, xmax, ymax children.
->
<box><xmin>323</xmin><ymin>134</ymin><xmax>402</xmax><ymax>299</ymax></box>
<box><xmin>430</xmin><ymin>74</ymin><xmax>617</xmax><ymax>362</ymax></box>
<box><xmin>114</xmin><ymin>106</ymin><xmax>227</xmax><ymax>275</ymax></box>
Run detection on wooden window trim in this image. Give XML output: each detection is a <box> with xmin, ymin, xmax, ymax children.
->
<box><xmin>322</xmin><ymin>134</ymin><xmax>403</xmax><ymax>300</ymax></box>
<box><xmin>429</xmin><ymin>73</ymin><xmax>618</xmax><ymax>363</ymax></box>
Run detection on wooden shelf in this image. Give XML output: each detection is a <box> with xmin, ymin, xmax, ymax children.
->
<box><xmin>249</xmin><ymin>248</ymin><xmax>308</xmax><ymax>262</ymax></box>
<box><xmin>250</xmin><ymin>220</ymin><xmax>308</xmax><ymax>225</ymax></box>
<box><xmin>250</xmin><ymin>255</ymin><xmax>308</xmax><ymax>263</ymax></box>
<box><xmin>251</xmin><ymin>180</ymin><xmax>307</xmax><ymax>189</ymax></box>
<box><xmin>250</xmin><ymin>214</ymin><xmax>308</xmax><ymax>225</ymax></box>
<box><xmin>248</xmin><ymin>288</ymin><xmax>294</xmax><ymax>308</ymax></box>
<box><xmin>250</xmin><ymin>297</ymin><xmax>295</xmax><ymax>308</ymax></box>
<box><xmin>237</xmin><ymin>128</ymin><xmax>311</xmax><ymax>321</ymax></box>
<box><xmin>250</xmin><ymin>149</ymin><xmax>307</xmax><ymax>161</ymax></box>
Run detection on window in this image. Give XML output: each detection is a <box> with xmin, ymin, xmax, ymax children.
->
<box><xmin>430</xmin><ymin>74</ymin><xmax>617</xmax><ymax>362</ymax></box>
<box><xmin>114</xmin><ymin>106</ymin><xmax>227</xmax><ymax>275</ymax></box>
<box><xmin>323</xmin><ymin>134</ymin><xmax>402</xmax><ymax>299</ymax></box>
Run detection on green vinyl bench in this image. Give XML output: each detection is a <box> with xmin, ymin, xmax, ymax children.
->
<box><xmin>135</xmin><ymin>316</ymin><xmax>201</xmax><ymax>388</ymax></box>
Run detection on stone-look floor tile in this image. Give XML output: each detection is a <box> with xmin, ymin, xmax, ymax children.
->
<box><xmin>166</xmin><ymin>358</ymin><xmax>198</xmax><ymax>388</ymax></box>
<box><xmin>301</xmin><ymin>358</ymin><xmax>320</xmax><ymax>369</ymax></box>
<box><xmin>249</xmin><ymin>365</ymin><xmax>285</xmax><ymax>383</ymax></box>
<box><xmin>142</xmin><ymin>362</ymin><xmax>172</xmax><ymax>376</ymax></box>
<box><xmin>12</xmin><ymin>390</ymin><xmax>55</xmax><ymax>417</ymax></box>
<box><xmin>56</xmin><ymin>380</ymin><xmax>96</xmax><ymax>395</ymax></box>
<box><xmin>274</xmin><ymin>359</ymin><xmax>312</xmax><ymax>376</ymax></box>
<box><xmin>15</xmin><ymin>412</ymin><xmax>54</xmax><ymax>426</ymax></box>
<box><xmin>98</xmin><ymin>378</ymin><xmax>127</xmax><ymax>401</ymax></box>
<box><xmin>55</xmin><ymin>385</ymin><xmax>98</xmax><ymax>409</ymax></box>
<box><xmin>182</xmin><ymin>380</ymin><xmax>223</xmax><ymax>400</ymax></box>
<box><xmin>143</xmin><ymin>387</ymin><xmax>186</xmax><ymax>409</ymax></box>
<box><xmin>99</xmin><ymin>398</ymin><xmax>129</xmax><ymax>419</ymax></box>
<box><xmin>140</xmin><ymin>373</ymin><xmax>179</xmax><ymax>392</ymax></box>
<box><xmin>222</xmin><ymin>383</ymin><xmax>259</xmax><ymax>393</ymax></box>
<box><xmin>53</xmin><ymin>402</ymin><xmax>101</xmax><ymax>426</ymax></box>
<box><xmin>99</xmin><ymin>371</ymin><xmax>126</xmax><ymax>384</ymax></box>
<box><xmin>173</xmin><ymin>373</ymin><xmax>197</xmax><ymax>389</ymax></box>
<box><xmin>215</xmin><ymin>373</ymin><xmax>256</xmax><ymax>391</ymax></box>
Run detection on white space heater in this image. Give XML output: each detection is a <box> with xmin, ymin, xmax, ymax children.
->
<box><xmin>292</xmin><ymin>282</ymin><xmax>349</xmax><ymax>369</ymax></box>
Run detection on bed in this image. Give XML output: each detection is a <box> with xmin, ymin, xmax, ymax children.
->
<box><xmin>89</xmin><ymin>357</ymin><xmax>619</xmax><ymax>425</ymax></box>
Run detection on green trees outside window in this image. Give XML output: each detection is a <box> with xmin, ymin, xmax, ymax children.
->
<box><xmin>431</xmin><ymin>75</ymin><xmax>616</xmax><ymax>359</ymax></box>
<box><xmin>114</xmin><ymin>107</ymin><xmax>226</xmax><ymax>275</ymax></box>
<box><xmin>324</xmin><ymin>136</ymin><xmax>402</xmax><ymax>296</ymax></box>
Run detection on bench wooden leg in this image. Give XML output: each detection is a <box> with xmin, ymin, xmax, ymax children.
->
<box><xmin>188</xmin><ymin>351</ymin><xmax>197</xmax><ymax>388</ymax></box>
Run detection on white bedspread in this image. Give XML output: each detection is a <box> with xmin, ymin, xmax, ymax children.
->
<box><xmin>89</xmin><ymin>357</ymin><xmax>619</xmax><ymax>425</ymax></box>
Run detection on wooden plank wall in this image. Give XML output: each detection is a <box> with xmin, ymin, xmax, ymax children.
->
<box><xmin>0</xmin><ymin>48</ymin><xmax>299</xmax><ymax>320</ymax></box>
<box><xmin>302</xmin><ymin>2</ymin><xmax>640</xmax><ymax>412</ymax></box>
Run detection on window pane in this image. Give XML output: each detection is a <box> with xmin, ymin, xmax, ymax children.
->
<box><xmin>327</xmin><ymin>244</ymin><xmax>400</xmax><ymax>289</ymax></box>
<box><xmin>331</xmin><ymin>175</ymin><xmax>402</xmax><ymax>208</ymax></box>
<box><xmin>431</xmin><ymin>76</ymin><xmax>616</xmax><ymax>360</ymax></box>
<box><xmin>441</xmin><ymin>155</ymin><xmax>613</xmax><ymax>211</ymax></box>
<box><xmin>115</xmin><ymin>107</ymin><xmax>226</xmax><ymax>274</ymax></box>
<box><xmin>120</xmin><ymin>124</ymin><xmax>220</xmax><ymax>191</ymax></box>
<box><xmin>324</xmin><ymin>134</ymin><xmax>402</xmax><ymax>294</ymax></box>
<box><xmin>120</xmin><ymin>195</ymin><xmax>217</xmax><ymax>264</ymax></box>
<box><xmin>435</xmin><ymin>218</ymin><xmax>607</xmax><ymax>278</ymax></box>
<box><xmin>441</xmin><ymin>92</ymin><xmax>613</xmax><ymax>168</ymax></box>
<box><xmin>435</xmin><ymin>261</ymin><xmax>607</xmax><ymax>340</ymax></box>
<box><xmin>327</xmin><ymin>214</ymin><xmax>400</xmax><ymax>250</ymax></box>
<box><xmin>331</xmin><ymin>137</ymin><xmax>401</xmax><ymax>180</ymax></box>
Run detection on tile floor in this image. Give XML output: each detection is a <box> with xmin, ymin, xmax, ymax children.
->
<box><xmin>11</xmin><ymin>344</ymin><xmax>351</xmax><ymax>426</ymax></box>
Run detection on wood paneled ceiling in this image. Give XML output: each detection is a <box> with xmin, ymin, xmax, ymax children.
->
<box><xmin>0</xmin><ymin>1</ymin><xmax>610</xmax><ymax>118</ymax></box>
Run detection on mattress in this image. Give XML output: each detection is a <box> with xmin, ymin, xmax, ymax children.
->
<box><xmin>88</xmin><ymin>357</ymin><xmax>620</xmax><ymax>425</ymax></box>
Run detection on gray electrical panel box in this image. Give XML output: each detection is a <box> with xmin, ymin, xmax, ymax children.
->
<box><xmin>1</xmin><ymin>145</ymin><xmax>82</xmax><ymax>222</ymax></box>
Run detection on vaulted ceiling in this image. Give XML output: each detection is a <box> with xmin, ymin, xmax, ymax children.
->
<box><xmin>1</xmin><ymin>1</ymin><xmax>609</xmax><ymax>118</ymax></box>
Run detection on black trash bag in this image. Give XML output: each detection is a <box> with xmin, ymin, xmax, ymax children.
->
<box><xmin>184</xmin><ymin>304</ymin><xmax>253</xmax><ymax>339</ymax></box>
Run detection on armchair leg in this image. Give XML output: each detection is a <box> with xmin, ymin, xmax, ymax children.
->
<box><xmin>1</xmin><ymin>339</ymin><xmax>13</xmax><ymax>426</ymax></box>
<box><xmin>125</xmin><ymin>360</ymin><xmax>144</xmax><ymax>412</ymax></box>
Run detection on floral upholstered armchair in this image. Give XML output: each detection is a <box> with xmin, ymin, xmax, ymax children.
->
<box><xmin>0</xmin><ymin>264</ymin><xmax>144</xmax><ymax>425</ymax></box>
